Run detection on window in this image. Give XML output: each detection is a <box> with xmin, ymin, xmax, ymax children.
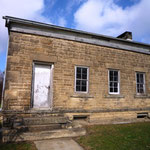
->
<box><xmin>136</xmin><ymin>72</ymin><xmax>145</xmax><ymax>94</ymax></box>
<box><xmin>109</xmin><ymin>70</ymin><xmax>120</xmax><ymax>94</ymax></box>
<box><xmin>75</xmin><ymin>66</ymin><xmax>89</xmax><ymax>92</ymax></box>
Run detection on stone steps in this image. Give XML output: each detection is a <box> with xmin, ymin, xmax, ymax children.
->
<box><xmin>3</xmin><ymin>128</ymin><xmax>86</xmax><ymax>142</ymax></box>
<box><xmin>15</xmin><ymin>124</ymin><xmax>63</xmax><ymax>132</ymax></box>
<box><xmin>10</xmin><ymin>115</ymin><xmax>70</xmax><ymax>134</ymax></box>
<box><xmin>23</xmin><ymin>116</ymin><xmax>68</xmax><ymax>125</ymax></box>
<box><xmin>2</xmin><ymin>113</ymin><xmax>87</xmax><ymax>142</ymax></box>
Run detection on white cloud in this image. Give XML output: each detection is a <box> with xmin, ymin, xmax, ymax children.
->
<box><xmin>58</xmin><ymin>17</ymin><xmax>67</xmax><ymax>27</ymax></box>
<box><xmin>74</xmin><ymin>0</ymin><xmax>150</xmax><ymax>43</ymax></box>
<box><xmin>0</xmin><ymin>0</ymin><xmax>50</xmax><ymax>54</ymax></box>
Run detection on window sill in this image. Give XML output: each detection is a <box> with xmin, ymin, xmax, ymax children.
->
<box><xmin>134</xmin><ymin>94</ymin><xmax>150</xmax><ymax>98</ymax></box>
<box><xmin>104</xmin><ymin>94</ymin><xmax>124</xmax><ymax>98</ymax></box>
<box><xmin>70</xmin><ymin>94</ymin><xmax>94</xmax><ymax>98</ymax></box>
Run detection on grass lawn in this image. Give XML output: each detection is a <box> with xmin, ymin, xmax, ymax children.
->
<box><xmin>76</xmin><ymin>122</ymin><xmax>150</xmax><ymax>150</ymax></box>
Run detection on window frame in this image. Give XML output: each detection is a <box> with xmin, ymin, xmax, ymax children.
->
<box><xmin>108</xmin><ymin>69</ymin><xmax>120</xmax><ymax>95</ymax></box>
<box><xmin>136</xmin><ymin>72</ymin><xmax>146</xmax><ymax>94</ymax></box>
<box><xmin>75</xmin><ymin>66</ymin><xmax>89</xmax><ymax>93</ymax></box>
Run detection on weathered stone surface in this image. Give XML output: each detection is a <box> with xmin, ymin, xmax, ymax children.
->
<box><xmin>2</xmin><ymin>31</ymin><xmax>150</xmax><ymax>123</ymax></box>
<box><xmin>24</xmin><ymin>116</ymin><xmax>68</xmax><ymax>125</ymax></box>
<box><xmin>30</xmin><ymin>54</ymin><xmax>57</xmax><ymax>63</ymax></box>
<box><xmin>3</xmin><ymin>128</ymin><xmax>86</xmax><ymax>142</ymax></box>
<box><xmin>4</xmin><ymin>90</ymin><xmax>18</xmax><ymax>100</ymax></box>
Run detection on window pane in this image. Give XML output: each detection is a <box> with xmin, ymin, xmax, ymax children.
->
<box><xmin>77</xmin><ymin>67</ymin><xmax>81</xmax><ymax>74</ymax></box>
<box><xmin>137</xmin><ymin>84</ymin><xmax>140</xmax><ymax>92</ymax></box>
<box><xmin>110</xmin><ymin>88</ymin><xmax>113</xmax><ymax>92</ymax></box>
<box><xmin>114</xmin><ymin>76</ymin><xmax>118</xmax><ymax>81</ymax></box>
<box><xmin>137</xmin><ymin>83</ymin><xmax>144</xmax><ymax>94</ymax></box>
<box><xmin>137</xmin><ymin>84</ymin><xmax>140</xmax><ymax>88</ymax></box>
<box><xmin>82</xmin><ymin>73</ymin><xmax>87</xmax><ymax>79</ymax></box>
<box><xmin>114</xmin><ymin>82</ymin><xmax>118</xmax><ymax>88</ymax></box>
<box><xmin>110</xmin><ymin>76</ymin><xmax>113</xmax><ymax>81</ymax></box>
<box><xmin>110</xmin><ymin>82</ymin><xmax>113</xmax><ymax>87</ymax></box>
<box><xmin>114</xmin><ymin>88</ymin><xmax>118</xmax><ymax>92</ymax></box>
<box><xmin>139</xmin><ymin>84</ymin><xmax>143</xmax><ymax>89</ymax></box>
<box><xmin>140</xmin><ymin>88</ymin><xmax>144</xmax><ymax>93</ymax></box>
<box><xmin>77</xmin><ymin>73</ymin><xmax>81</xmax><ymax>79</ymax></box>
<box><xmin>140</xmin><ymin>74</ymin><xmax>143</xmax><ymax>83</ymax></box>
<box><xmin>76</xmin><ymin>80</ymin><xmax>81</xmax><ymax>85</ymax></box>
<box><xmin>114</xmin><ymin>71</ymin><xmax>118</xmax><ymax>76</ymax></box>
<box><xmin>110</xmin><ymin>71</ymin><xmax>113</xmax><ymax>77</ymax></box>
<box><xmin>82</xmin><ymin>68</ymin><xmax>87</xmax><ymax>74</ymax></box>
<box><xmin>136</xmin><ymin>74</ymin><xmax>139</xmax><ymax>83</ymax></box>
<box><xmin>76</xmin><ymin>86</ymin><xmax>80</xmax><ymax>91</ymax></box>
<box><xmin>82</xmin><ymin>86</ymin><xmax>86</xmax><ymax>92</ymax></box>
<box><xmin>82</xmin><ymin>80</ymin><xmax>86</xmax><ymax>86</ymax></box>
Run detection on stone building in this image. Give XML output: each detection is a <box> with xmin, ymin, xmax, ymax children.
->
<box><xmin>2</xmin><ymin>16</ymin><xmax>150</xmax><ymax>141</ymax></box>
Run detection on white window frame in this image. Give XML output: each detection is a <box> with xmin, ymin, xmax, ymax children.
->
<box><xmin>108</xmin><ymin>69</ymin><xmax>120</xmax><ymax>95</ymax></box>
<box><xmin>136</xmin><ymin>72</ymin><xmax>145</xmax><ymax>94</ymax></box>
<box><xmin>75</xmin><ymin>66</ymin><xmax>89</xmax><ymax>93</ymax></box>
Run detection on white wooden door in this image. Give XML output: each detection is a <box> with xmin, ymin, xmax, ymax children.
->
<box><xmin>33</xmin><ymin>64</ymin><xmax>51</xmax><ymax>108</ymax></box>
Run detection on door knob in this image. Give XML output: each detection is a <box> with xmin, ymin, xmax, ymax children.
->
<box><xmin>45</xmin><ymin>86</ymin><xmax>50</xmax><ymax>89</ymax></box>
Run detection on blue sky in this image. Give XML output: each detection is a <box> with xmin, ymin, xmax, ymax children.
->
<box><xmin>0</xmin><ymin>0</ymin><xmax>150</xmax><ymax>72</ymax></box>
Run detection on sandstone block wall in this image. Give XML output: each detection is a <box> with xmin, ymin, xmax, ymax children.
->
<box><xmin>3</xmin><ymin>31</ymin><xmax>150</xmax><ymax>112</ymax></box>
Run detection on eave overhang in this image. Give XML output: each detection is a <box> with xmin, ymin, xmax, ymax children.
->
<box><xmin>3</xmin><ymin>16</ymin><xmax>150</xmax><ymax>55</ymax></box>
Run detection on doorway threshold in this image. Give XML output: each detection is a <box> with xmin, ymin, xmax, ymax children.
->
<box><xmin>29</xmin><ymin>108</ymin><xmax>53</xmax><ymax>113</ymax></box>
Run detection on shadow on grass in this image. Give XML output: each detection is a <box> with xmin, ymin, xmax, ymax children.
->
<box><xmin>0</xmin><ymin>118</ymin><xmax>37</xmax><ymax>150</ymax></box>
<box><xmin>2</xmin><ymin>115</ymin><xmax>30</xmax><ymax>142</ymax></box>
<box><xmin>0</xmin><ymin>141</ymin><xmax>37</xmax><ymax>150</ymax></box>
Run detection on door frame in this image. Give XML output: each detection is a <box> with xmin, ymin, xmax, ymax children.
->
<box><xmin>31</xmin><ymin>61</ymin><xmax>54</xmax><ymax>110</ymax></box>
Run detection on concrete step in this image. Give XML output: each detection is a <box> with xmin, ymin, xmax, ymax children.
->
<box><xmin>23</xmin><ymin>117</ymin><xmax>68</xmax><ymax>125</ymax></box>
<box><xmin>15</xmin><ymin>124</ymin><xmax>63</xmax><ymax>132</ymax></box>
<box><xmin>3</xmin><ymin>128</ymin><xmax>86</xmax><ymax>142</ymax></box>
<box><xmin>28</xmin><ymin>124</ymin><xmax>63</xmax><ymax>132</ymax></box>
<box><xmin>25</xmin><ymin>112</ymin><xmax>64</xmax><ymax>118</ymax></box>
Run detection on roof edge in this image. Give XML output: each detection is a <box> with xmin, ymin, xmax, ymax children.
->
<box><xmin>3</xmin><ymin>16</ymin><xmax>150</xmax><ymax>52</ymax></box>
